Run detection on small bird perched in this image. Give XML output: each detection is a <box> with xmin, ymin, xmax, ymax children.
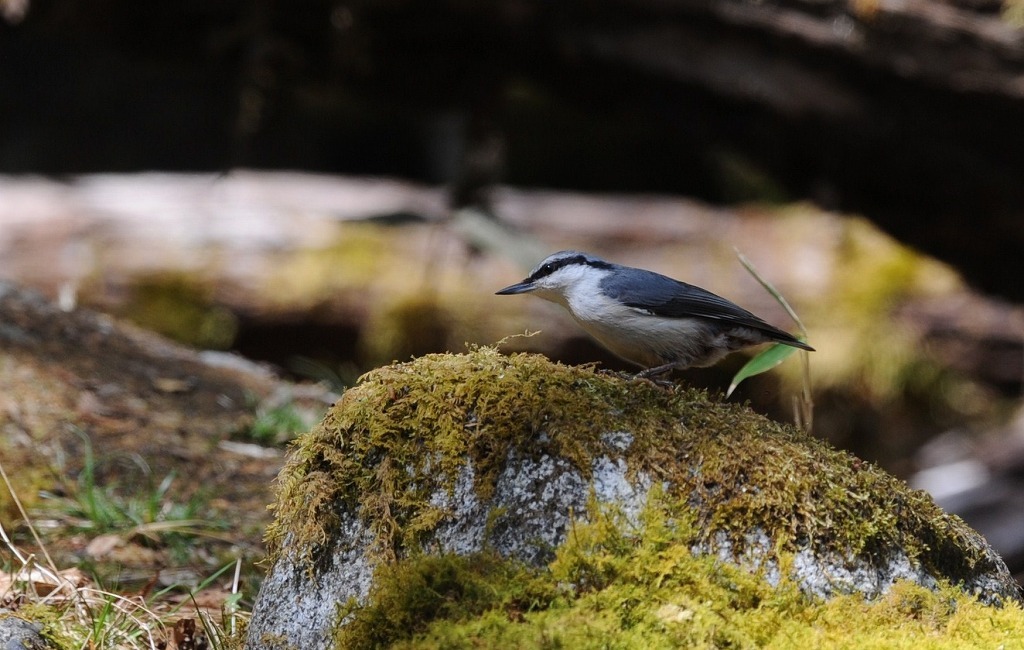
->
<box><xmin>496</xmin><ymin>250</ymin><xmax>814</xmax><ymax>378</ymax></box>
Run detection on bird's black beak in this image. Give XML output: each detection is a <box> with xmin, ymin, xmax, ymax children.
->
<box><xmin>495</xmin><ymin>281</ymin><xmax>535</xmax><ymax>295</ymax></box>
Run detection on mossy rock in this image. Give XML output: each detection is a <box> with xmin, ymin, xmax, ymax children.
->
<box><xmin>245</xmin><ymin>349</ymin><xmax>1021</xmax><ymax>650</ymax></box>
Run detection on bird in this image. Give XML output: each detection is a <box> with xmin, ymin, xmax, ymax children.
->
<box><xmin>496</xmin><ymin>250</ymin><xmax>814</xmax><ymax>378</ymax></box>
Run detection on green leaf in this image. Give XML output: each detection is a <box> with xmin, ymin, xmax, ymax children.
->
<box><xmin>727</xmin><ymin>343</ymin><xmax>801</xmax><ymax>398</ymax></box>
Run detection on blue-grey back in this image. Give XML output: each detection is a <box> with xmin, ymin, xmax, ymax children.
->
<box><xmin>598</xmin><ymin>265</ymin><xmax>799</xmax><ymax>342</ymax></box>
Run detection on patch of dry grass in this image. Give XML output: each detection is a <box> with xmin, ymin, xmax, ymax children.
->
<box><xmin>1</xmin><ymin>458</ymin><xmax>248</xmax><ymax>649</ymax></box>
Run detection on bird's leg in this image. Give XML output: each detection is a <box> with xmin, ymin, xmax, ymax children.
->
<box><xmin>632</xmin><ymin>362</ymin><xmax>682</xmax><ymax>386</ymax></box>
<box><xmin>598</xmin><ymin>367</ymin><xmax>637</xmax><ymax>381</ymax></box>
<box><xmin>634</xmin><ymin>362</ymin><xmax>676</xmax><ymax>379</ymax></box>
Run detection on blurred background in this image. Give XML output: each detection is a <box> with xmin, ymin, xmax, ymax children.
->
<box><xmin>1</xmin><ymin>0</ymin><xmax>1023</xmax><ymax>586</ymax></box>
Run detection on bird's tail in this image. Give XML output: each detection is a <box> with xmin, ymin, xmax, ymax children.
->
<box><xmin>775</xmin><ymin>332</ymin><xmax>815</xmax><ymax>352</ymax></box>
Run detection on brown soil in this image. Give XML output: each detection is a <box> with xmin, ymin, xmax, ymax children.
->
<box><xmin>0</xmin><ymin>281</ymin><xmax>332</xmax><ymax>598</ymax></box>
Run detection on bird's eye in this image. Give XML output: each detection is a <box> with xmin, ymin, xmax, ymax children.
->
<box><xmin>541</xmin><ymin>263</ymin><xmax>554</xmax><ymax>275</ymax></box>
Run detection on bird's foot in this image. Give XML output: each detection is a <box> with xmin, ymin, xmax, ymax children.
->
<box><xmin>596</xmin><ymin>368</ymin><xmax>636</xmax><ymax>382</ymax></box>
<box><xmin>632</xmin><ymin>363</ymin><xmax>680</xmax><ymax>388</ymax></box>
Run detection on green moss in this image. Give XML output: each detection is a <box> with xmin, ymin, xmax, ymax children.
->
<box><xmin>358</xmin><ymin>296</ymin><xmax>456</xmax><ymax>368</ymax></box>
<box><xmin>335</xmin><ymin>552</ymin><xmax>560</xmax><ymax>649</ymax></box>
<box><xmin>809</xmin><ymin>217</ymin><xmax>966</xmax><ymax>403</ymax></box>
<box><xmin>338</xmin><ymin>496</ymin><xmax>1024</xmax><ymax>649</ymax></box>
<box><xmin>120</xmin><ymin>273</ymin><xmax>237</xmax><ymax>349</ymax></box>
<box><xmin>0</xmin><ymin>450</ymin><xmax>49</xmax><ymax>522</ymax></box>
<box><xmin>266</xmin><ymin>348</ymin><xmax>1000</xmax><ymax>592</ymax></box>
<box><xmin>832</xmin><ymin>218</ymin><xmax>937</xmax><ymax>321</ymax></box>
<box><xmin>262</xmin><ymin>224</ymin><xmax>403</xmax><ymax>311</ymax></box>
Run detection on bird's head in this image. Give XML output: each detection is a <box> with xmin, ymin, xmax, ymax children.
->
<box><xmin>496</xmin><ymin>250</ymin><xmax>612</xmax><ymax>302</ymax></box>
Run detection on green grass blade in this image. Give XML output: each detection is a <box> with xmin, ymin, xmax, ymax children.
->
<box><xmin>726</xmin><ymin>343</ymin><xmax>800</xmax><ymax>398</ymax></box>
<box><xmin>734</xmin><ymin>248</ymin><xmax>807</xmax><ymax>334</ymax></box>
<box><xmin>728</xmin><ymin>249</ymin><xmax>813</xmax><ymax>423</ymax></box>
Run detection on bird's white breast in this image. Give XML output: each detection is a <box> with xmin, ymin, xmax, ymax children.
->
<box><xmin>555</xmin><ymin>276</ymin><xmax>708</xmax><ymax>368</ymax></box>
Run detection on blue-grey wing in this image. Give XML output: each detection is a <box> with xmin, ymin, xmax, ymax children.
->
<box><xmin>600</xmin><ymin>268</ymin><xmax>787</xmax><ymax>331</ymax></box>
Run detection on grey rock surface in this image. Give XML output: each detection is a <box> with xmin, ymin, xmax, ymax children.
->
<box><xmin>0</xmin><ymin>614</ymin><xmax>50</xmax><ymax>650</ymax></box>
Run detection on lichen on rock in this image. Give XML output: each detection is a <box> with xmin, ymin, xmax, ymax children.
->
<box><xmin>246</xmin><ymin>348</ymin><xmax>1022</xmax><ymax>650</ymax></box>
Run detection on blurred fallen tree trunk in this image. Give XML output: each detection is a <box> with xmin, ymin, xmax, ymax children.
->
<box><xmin>511</xmin><ymin>0</ymin><xmax>1024</xmax><ymax>300</ymax></box>
<box><xmin>4</xmin><ymin>0</ymin><xmax>1024</xmax><ymax>298</ymax></box>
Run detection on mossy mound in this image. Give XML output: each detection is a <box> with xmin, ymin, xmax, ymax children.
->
<box><xmin>338</xmin><ymin>500</ymin><xmax>1024</xmax><ymax>649</ymax></box>
<box><xmin>247</xmin><ymin>349</ymin><xmax>1019</xmax><ymax>650</ymax></box>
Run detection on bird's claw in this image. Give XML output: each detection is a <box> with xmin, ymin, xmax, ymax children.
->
<box><xmin>631</xmin><ymin>366</ymin><xmax>678</xmax><ymax>388</ymax></box>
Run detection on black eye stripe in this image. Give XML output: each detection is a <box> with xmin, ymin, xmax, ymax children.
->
<box><xmin>530</xmin><ymin>255</ymin><xmax>584</xmax><ymax>280</ymax></box>
<box><xmin>528</xmin><ymin>254</ymin><xmax>612</xmax><ymax>281</ymax></box>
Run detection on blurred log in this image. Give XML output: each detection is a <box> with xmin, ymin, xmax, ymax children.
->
<box><xmin>2</xmin><ymin>0</ymin><xmax>1024</xmax><ymax>298</ymax></box>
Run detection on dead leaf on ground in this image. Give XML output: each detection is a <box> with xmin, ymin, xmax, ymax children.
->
<box><xmin>172</xmin><ymin>618</ymin><xmax>208</xmax><ymax>650</ymax></box>
<box><xmin>152</xmin><ymin>377</ymin><xmax>195</xmax><ymax>394</ymax></box>
<box><xmin>84</xmin><ymin>532</ymin><xmax>123</xmax><ymax>559</ymax></box>
<box><xmin>0</xmin><ymin>566</ymin><xmax>91</xmax><ymax>598</ymax></box>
